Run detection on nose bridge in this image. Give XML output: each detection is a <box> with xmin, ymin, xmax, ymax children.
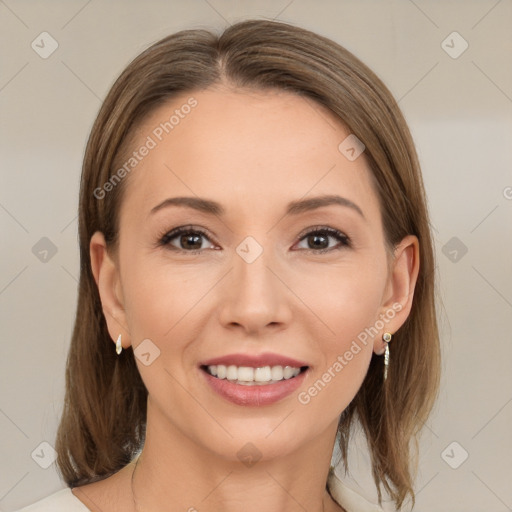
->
<box><xmin>234</xmin><ymin>236</ymin><xmax>276</xmax><ymax>304</ymax></box>
<box><xmin>220</xmin><ymin>234</ymin><xmax>289</xmax><ymax>331</ymax></box>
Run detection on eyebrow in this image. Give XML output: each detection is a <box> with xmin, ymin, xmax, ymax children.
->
<box><xmin>149</xmin><ymin>194</ymin><xmax>365</xmax><ymax>219</ymax></box>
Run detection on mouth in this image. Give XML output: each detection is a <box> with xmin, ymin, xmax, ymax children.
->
<box><xmin>200</xmin><ymin>364</ymin><xmax>309</xmax><ymax>386</ymax></box>
<box><xmin>198</xmin><ymin>353</ymin><xmax>311</xmax><ymax>405</ymax></box>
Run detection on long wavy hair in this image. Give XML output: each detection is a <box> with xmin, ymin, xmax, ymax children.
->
<box><xmin>55</xmin><ymin>19</ymin><xmax>441</xmax><ymax>510</ymax></box>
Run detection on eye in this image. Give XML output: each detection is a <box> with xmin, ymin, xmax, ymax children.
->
<box><xmin>294</xmin><ymin>227</ymin><xmax>351</xmax><ymax>253</ymax></box>
<box><xmin>159</xmin><ymin>226</ymin><xmax>216</xmax><ymax>253</ymax></box>
<box><xmin>158</xmin><ymin>225</ymin><xmax>350</xmax><ymax>254</ymax></box>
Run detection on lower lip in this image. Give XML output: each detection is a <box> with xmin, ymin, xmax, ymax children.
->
<box><xmin>200</xmin><ymin>367</ymin><xmax>308</xmax><ymax>406</ymax></box>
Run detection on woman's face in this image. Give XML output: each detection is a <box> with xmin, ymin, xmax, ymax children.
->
<box><xmin>94</xmin><ymin>87</ymin><xmax>414</xmax><ymax>461</ymax></box>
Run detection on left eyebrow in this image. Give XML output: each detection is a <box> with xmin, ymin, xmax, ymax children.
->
<box><xmin>149</xmin><ymin>194</ymin><xmax>365</xmax><ymax>220</ymax></box>
<box><xmin>285</xmin><ymin>194</ymin><xmax>365</xmax><ymax>220</ymax></box>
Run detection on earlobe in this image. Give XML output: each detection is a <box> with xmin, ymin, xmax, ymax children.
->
<box><xmin>89</xmin><ymin>231</ymin><xmax>130</xmax><ymax>350</ymax></box>
<box><xmin>374</xmin><ymin>234</ymin><xmax>420</xmax><ymax>355</ymax></box>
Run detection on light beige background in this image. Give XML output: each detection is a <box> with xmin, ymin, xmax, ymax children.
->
<box><xmin>1</xmin><ymin>1</ymin><xmax>511</xmax><ymax>511</ymax></box>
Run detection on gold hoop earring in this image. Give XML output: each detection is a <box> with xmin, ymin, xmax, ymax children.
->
<box><xmin>383</xmin><ymin>332</ymin><xmax>392</xmax><ymax>381</ymax></box>
<box><xmin>116</xmin><ymin>334</ymin><xmax>122</xmax><ymax>355</ymax></box>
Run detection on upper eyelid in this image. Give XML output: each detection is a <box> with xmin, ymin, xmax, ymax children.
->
<box><xmin>296</xmin><ymin>225</ymin><xmax>348</xmax><ymax>239</ymax></box>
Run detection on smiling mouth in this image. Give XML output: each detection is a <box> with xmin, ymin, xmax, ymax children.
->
<box><xmin>200</xmin><ymin>364</ymin><xmax>309</xmax><ymax>386</ymax></box>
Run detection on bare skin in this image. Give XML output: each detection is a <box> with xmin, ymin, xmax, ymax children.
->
<box><xmin>74</xmin><ymin>86</ymin><xmax>419</xmax><ymax>512</ymax></box>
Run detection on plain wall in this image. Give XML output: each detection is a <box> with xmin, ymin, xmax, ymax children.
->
<box><xmin>1</xmin><ymin>1</ymin><xmax>511</xmax><ymax>511</ymax></box>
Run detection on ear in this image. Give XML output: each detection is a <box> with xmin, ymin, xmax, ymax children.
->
<box><xmin>90</xmin><ymin>231</ymin><xmax>131</xmax><ymax>351</ymax></box>
<box><xmin>373</xmin><ymin>234</ymin><xmax>420</xmax><ymax>355</ymax></box>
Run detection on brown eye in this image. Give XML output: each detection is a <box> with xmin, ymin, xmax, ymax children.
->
<box><xmin>160</xmin><ymin>227</ymin><xmax>215</xmax><ymax>253</ymax></box>
<box><xmin>295</xmin><ymin>228</ymin><xmax>350</xmax><ymax>253</ymax></box>
<box><xmin>177</xmin><ymin>232</ymin><xmax>203</xmax><ymax>250</ymax></box>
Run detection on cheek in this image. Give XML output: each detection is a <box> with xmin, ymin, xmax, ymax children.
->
<box><xmin>122</xmin><ymin>271</ymin><xmax>173</xmax><ymax>339</ymax></box>
<box><xmin>296</xmin><ymin>254</ymin><xmax>387</xmax><ymax>343</ymax></box>
<box><xmin>119</xmin><ymin>244</ymin><xmax>202</xmax><ymax>340</ymax></box>
<box><xmin>119</xmin><ymin>256</ymin><xmax>205</xmax><ymax>402</ymax></box>
<box><xmin>294</xmin><ymin>256</ymin><xmax>387</xmax><ymax>410</ymax></box>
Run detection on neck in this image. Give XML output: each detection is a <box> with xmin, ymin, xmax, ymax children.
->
<box><xmin>130</xmin><ymin>402</ymin><xmax>342</xmax><ymax>512</ymax></box>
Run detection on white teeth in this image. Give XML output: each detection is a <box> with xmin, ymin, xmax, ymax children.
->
<box><xmin>237</xmin><ymin>366</ymin><xmax>254</xmax><ymax>381</ymax></box>
<box><xmin>226</xmin><ymin>365</ymin><xmax>238</xmax><ymax>380</ymax></box>
<box><xmin>205</xmin><ymin>364</ymin><xmax>303</xmax><ymax>384</ymax></box>
<box><xmin>283</xmin><ymin>366</ymin><xmax>295</xmax><ymax>379</ymax></box>
<box><xmin>254</xmin><ymin>366</ymin><xmax>271</xmax><ymax>382</ymax></box>
<box><xmin>271</xmin><ymin>366</ymin><xmax>283</xmax><ymax>380</ymax></box>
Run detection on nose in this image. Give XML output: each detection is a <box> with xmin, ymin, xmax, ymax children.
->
<box><xmin>217</xmin><ymin>241</ymin><xmax>292</xmax><ymax>335</ymax></box>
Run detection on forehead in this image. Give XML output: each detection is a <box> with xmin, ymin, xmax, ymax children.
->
<box><xmin>120</xmin><ymin>87</ymin><xmax>380</xmax><ymax>221</ymax></box>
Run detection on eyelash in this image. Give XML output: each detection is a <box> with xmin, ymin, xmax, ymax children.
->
<box><xmin>157</xmin><ymin>225</ymin><xmax>351</xmax><ymax>255</ymax></box>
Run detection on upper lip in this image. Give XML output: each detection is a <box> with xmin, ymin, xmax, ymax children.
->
<box><xmin>200</xmin><ymin>353</ymin><xmax>309</xmax><ymax>368</ymax></box>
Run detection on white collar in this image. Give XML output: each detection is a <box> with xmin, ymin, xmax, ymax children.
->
<box><xmin>327</xmin><ymin>470</ymin><xmax>388</xmax><ymax>512</ymax></box>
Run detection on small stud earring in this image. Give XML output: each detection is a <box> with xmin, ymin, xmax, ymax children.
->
<box><xmin>116</xmin><ymin>334</ymin><xmax>122</xmax><ymax>355</ymax></box>
<box><xmin>382</xmin><ymin>332</ymin><xmax>392</xmax><ymax>381</ymax></box>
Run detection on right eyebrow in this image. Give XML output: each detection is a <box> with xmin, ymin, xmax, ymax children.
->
<box><xmin>150</xmin><ymin>196</ymin><xmax>224</xmax><ymax>216</ymax></box>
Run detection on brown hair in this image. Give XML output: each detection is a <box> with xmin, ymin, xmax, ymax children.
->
<box><xmin>55</xmin><ymin>19</ymin><xmax>440</xmax><ymax>509</ymax></box>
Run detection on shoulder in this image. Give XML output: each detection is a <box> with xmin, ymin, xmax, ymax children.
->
<box><xmin>13</xmin><ymin>488</ymin><xmax>91</xmax><ymax>512</ymax></box>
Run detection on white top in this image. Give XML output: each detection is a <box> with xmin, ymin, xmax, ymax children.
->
<box><xmin>13</xmin><ymin>488</ymin><xmax>89</xmax><ymax>512</ymax></box>
<box><xmin>327</xmin><ymin>470</ymin><xmax>387</xmax><ymax>511</ymax></box>
<box><xmin>13</xmin><ymin>472</ymin><xmax>385</xmax><ymax>512</ymax></box>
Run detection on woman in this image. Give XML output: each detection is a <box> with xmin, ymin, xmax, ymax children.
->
<box><xmin>16</xmin><ymin>19</ymin><xmax>440</xmax><ymax>512</ymax></box>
